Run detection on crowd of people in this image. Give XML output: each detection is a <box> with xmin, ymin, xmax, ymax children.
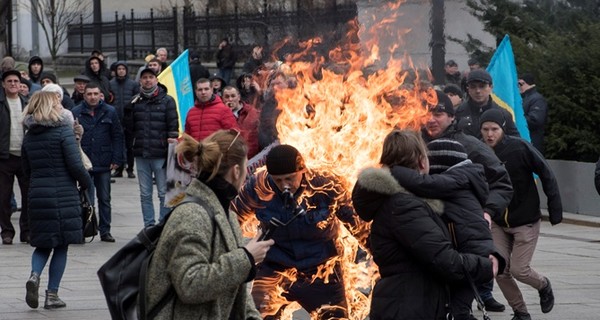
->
<box><xmin>0</xmin><ymin>42</ymin><xmax>592</xmax><ymax>320</ymax></box>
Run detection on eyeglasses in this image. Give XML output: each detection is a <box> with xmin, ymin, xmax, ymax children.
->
<box><xmin>226</xmin><ymin>129</ymin><xmax>241</xmax><ymax>153</ymax></box>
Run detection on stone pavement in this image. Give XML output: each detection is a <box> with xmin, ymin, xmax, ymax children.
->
<box><xmin>1</xmin><ymin>177</ymin><xmax>600</xmax><ymax>319</ymax></box>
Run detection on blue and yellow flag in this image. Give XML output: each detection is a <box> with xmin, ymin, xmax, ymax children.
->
<box><xmin>486</xmin><ymin>35</ymin><xmax>530</xmax><ymax>142</ymax></box>
<box><xmin>158</xmin><ymin>49</ymin><xmax>194</xmax><ymax>135</ymax></box>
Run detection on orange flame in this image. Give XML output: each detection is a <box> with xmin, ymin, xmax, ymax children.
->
<box><xmin>244</xmin><ymin>1</ymin><xmax>440</xmax><ymax>318</ymax></box>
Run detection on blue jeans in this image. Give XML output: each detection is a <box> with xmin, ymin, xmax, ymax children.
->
<box><xmin>31</xmin><ymin>246</ymin><xmax>68</xmax><ymax>292</ymax></box>
<box><xmin>87</xmin><ymin>171</ymin><xmax>112</xmax><ymax>236</ymax></box>
<box><xmin>218</xmin><ymin>68</ymin><xmax>233</xmax><ymax>85</ymax></box>
<box><xmin>136</xmin><ymin>158</ymin><xmax>169</xmax><ymax>227</ymax></box>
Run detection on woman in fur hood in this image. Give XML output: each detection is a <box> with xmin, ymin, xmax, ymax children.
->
<box><xmin>21</xmin><ymin>91</ymin><xmax>92</xmax><ymax>310</ymax></box>
<box><xmin>351</xmin><ymin>129</ymin><xmax>498</xmax><ymax>320</ymax></box>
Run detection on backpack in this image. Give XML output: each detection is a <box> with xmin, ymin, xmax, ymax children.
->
<box><xmin>97</xmin><ymin>196</ymin><xmax>209</xmax><ymax>320</ymax></box>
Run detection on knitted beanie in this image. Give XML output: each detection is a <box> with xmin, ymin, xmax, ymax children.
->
<box><xmin>479</xmin><ymin>108</ymin><xmax>506</xmax><ymax>129</ymax></box>
<box><xmin>427</xmin><ymin>139</ymin><xmax>468</xmax><ymax>174</ymax></box>
<box><xmin>266</xmin><ymin>145</ymin><xmax>305</xmax><ymax>175</ymax></box>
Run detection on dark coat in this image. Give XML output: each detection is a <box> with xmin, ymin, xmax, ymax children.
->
<box><xmin>231</xmin><ymin>170</ymin><xmax>360</xmax><ymax>272</ymax></box>
<box><xmin>595</xmin><ymin>157</ymin><xmax>600</xmax><ymax>196</ymax></box>
<box><xmin>422</xmin><ymin>125</ymin><xmax>514</xmax><ymax>220</ymax></box>
<box><xmin>72</xmin><ymin>100</ymin><xmax>124</xmax><ymax>172</ymax></box>
<box><xmin>216</xmin><ymin>44</ymin><xmax>236</xmax><ymax>70</ymax></box>
<box><xmin>455</xmin><ymin>98</ymin><xmax>520</xmax><ymax>139</ymax></box>
<box><xmin>0</xmin><ymin>92</ymin><xmax>27</xmax><ymax>159</ymax></box>
<box><xmin>145</xmin><ymin>178</ymin><xmax>260</xmax><ymax>320</ymax></box>
<box><xmin>125</xmin><ymin>84</ymin><xmax>179</xmax><ymax>159</ymax></box>
<box><xmin>109</xmin><ymin>64</ymin><xmax>140</xmax><ymax>121</ymax></box>
<box><xmin>390</xmin><ymin>161</ymin><xmax>495</xmax><ymax>256</ymax></box>
<box><xmin>491</xmin><ymin>135</ymin><xmax>562</xmax><ymax>227</ymax></box>
<box><xmin>21</xmin><ymin>110</ymin><xmax>92</xmax><ymax>248</ymax></box>
<box><xmin>352</xmin><ymin>167</ymin><xmax>493</xmax><ymax>320</ymax></box>
<box><xmin>521</xmin><ymin>87</ymin><xmax>548</xmax><ymax>153</ymax></box>
<box><xmin>83</xmin><ymin>56</ymin><xmax>113</xmax><ymax>103</ymax></box>
<box><xmin>189</xmin><ymin>60</ymin><xmax>210</xmax><ymax>87</ymax></box>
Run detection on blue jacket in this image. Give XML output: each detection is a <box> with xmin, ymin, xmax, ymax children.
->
<box><xmin>232</xmin><ymin>170</ymin><xmax>359</xmax><ymax>271</ymax></box>
<box><xmin>72</xmin><ymin>100</ymin><xmax>124</xmax><ymax>172</ymax></box>
<box><xmin>22</xmin><ymin>111</ymin><xmax>92</xmax><ymax>247</ymax></box>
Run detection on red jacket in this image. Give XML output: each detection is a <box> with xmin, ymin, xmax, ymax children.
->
<box><xmin>184</xmin><ymin>95</ymin><xmax>239</xmax><ymax>141</ymax></box>
<box><xmin>236</xmin><ymin>103</ymin><xmax>260</xmax><ymax>158</ymax></box>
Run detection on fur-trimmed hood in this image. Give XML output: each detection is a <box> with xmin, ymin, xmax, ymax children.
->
<box><xmin>23</xmin><ymin>109</ymin><xmax>74</xmax><ymax>131</ymax></box>
<box><xmin>352</xmin><ymin>166</ymin><xmax>444</xmax><ymax>222</ymax></box>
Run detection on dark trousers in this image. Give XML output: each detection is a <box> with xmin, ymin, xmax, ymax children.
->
<box><xmin>115</xmin><ymin>131</ymin><xmax>134</xmax><ymax>174</ymax></box>
<box><xmin>0</xmin><ymin>155</ymin><xmax>29</xmax><ymax>241</ymax></box>
<box><xmin>87</xmin><ymin>171</ymin><xmax>112</xmax><ymax>236</ymax></box>
<box><xmin>451</xmin><ymin>282</ymin><xmax>476</xmax><ymax>320</ymax></box>
<box><xmin>252</xmin><ymin>262</ymin><xmax>347</xmax><ymax>319</ymax></box>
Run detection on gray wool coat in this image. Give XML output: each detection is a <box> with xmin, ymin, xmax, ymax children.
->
<box><xmin>145</xmin><ymin>179</ymin><xmax>260</xmax><ymax>320</ymax></box>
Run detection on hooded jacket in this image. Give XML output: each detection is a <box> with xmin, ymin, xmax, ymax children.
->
<box><xmin>352</xmin><ymin>166</ymin><xmax>494</xmax><ymax>320</ymax></box>
<box><xmin>21</xmin><ymin>110</ymin><xmax>92</xmax><ymax>247</ymax></box>
<box><xmin>109</xmin><ymin>61</ymin><xmax>140</xmax><ymax>121</ymax></box>
<box><xmin>83</xmin><ymin>56</ymin><xmax>112</xmax><ymax>103</ymax></box>
<box><xmin>184</xmin><ymin>94</ymin><xmax>238</xmax><ymax>142</ymax></box>
<box><xmin>28</xmin><ymin>56</ymin><xmax>44</xmax><ymax>84</ymax></box>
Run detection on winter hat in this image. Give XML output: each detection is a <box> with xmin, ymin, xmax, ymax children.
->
<box><xmin>519</xmin><ymin>73</ymin><xmax>535</xmax><ymax>86</ymax></box>
<box><xmin>467</xmin><ymin>69</ymin><xmax>492</xmax><ymax>84</ymax></box>
<box><xmin>42</xmin><ymin>83</ymin><xmax>64</xmax><ymax>101</ymax></box>
<box><xmin>40</xmin><ymin>72</ymin><xmax>58</xmax><ymax>84</ymax></box>
<box><xmin>427</xmin><ymin>139</ymin><xmax>468</xmax><ymax>174</ymax></box>
<box><xmin>443</xmin><ymin>84</ymin><xmax>463</xmax><ymax>98</ymax></box>
<box><xmin>266</xmin><ymin>145</ymin><xmax>306</xmax><ymax>175</ymax></box>
<box><xmin>480</xmin><ymin>108</ymin><xmax>506</xmax><ymax>130</ymax></box>
<box><xmin>428</xmin><ymin>90</ymin><xmax>455</xmax><ymax>116</ymax></box>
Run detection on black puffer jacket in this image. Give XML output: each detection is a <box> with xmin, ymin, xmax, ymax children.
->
<box><xmin>126</xmin><ymin>84</ymin><xmax>179</xmax><ymax>159</ymax></box>
<box><xmin>109</xmin><ymin>61</ymin><xmax>140</xmax><ymax>121</ymax></box>
<box><xmin>21</xmin><ymin>110</ymin><xmax>92</xmax><ymax>248</ymax></box>
<box><xmin>390</xmin><ymin>161</ymin><xmax>495</xmax><ymax>256</ymax></box>
<box><xmin>423</xmin><ymin>125</ymin><xmax>513</xmax><ymax>220</ymax></box>
<box><xmin>352</xmin><ymin>167</ymin><xmax>493</xmax><ymax>320</ymax></box>
<box><xmin>491</xmin><ymin>135</ymin><xmax>562</xmax><ymax>227</ymax></box>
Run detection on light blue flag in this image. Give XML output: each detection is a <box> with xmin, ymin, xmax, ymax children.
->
<box><xmin>158</xmin><ymin>49</ymin><xmax>194</xmax><ymax>135</ymax></box>
<box><xmin>486</xmin><ymin>35</ymin><xmax>531</xmax><ymax>142</ymax></box>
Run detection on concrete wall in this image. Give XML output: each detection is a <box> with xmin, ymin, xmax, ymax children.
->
<box><xmin>538</xmin><ymin>160</ymin><xmax>600</xmax><ymax>216</ymax></box>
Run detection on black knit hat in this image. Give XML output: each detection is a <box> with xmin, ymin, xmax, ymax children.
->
<box><xmin>429</xmin><ymin>90</ymin><xmax>455</xmax><ymax>116</ymax></box>
<box><xmin>519</xmin><ymin>73</ymin><xmax>535</xmax><ymax>85</ymax></box>
<box><xmin>427</xmin><ymin>139</ymin><xmax>469</xmax><ymax>174</ymax></box>
<box><xmin>443</xmin><ymin>84</ymin><xmax>463</xmax><ymax>98</ymax></box>
<box><xmin>266</xmin><ymin>145</ymin><xmax>306</xmax><ymax>175</ymax></box>
<box><xmin>40</xmin><ymin>72</ymin><xmax>57</xmax><ymax>84</ymax></box>
<box><xmin>480</xmin><ymin>108</ymin><xmax>506</xmax><ymax>130</ymax></box>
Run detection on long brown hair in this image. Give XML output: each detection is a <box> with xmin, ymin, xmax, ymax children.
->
<box><xmin>176</xmin><ymin>129</ymin><xmax>247</xmax><ymax>181</ymax></box>
<box><xmin>379</xmin><ymin>129</ymin><xmax>427</xmax><ymax>170</ymax></box>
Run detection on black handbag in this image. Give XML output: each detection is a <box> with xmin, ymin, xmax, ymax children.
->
<box><xmin>80</xmin><ymin>189</ymin><xmax>98</xmax><ymax>242</ymax></box>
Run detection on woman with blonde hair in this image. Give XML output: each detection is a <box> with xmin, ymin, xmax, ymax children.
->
<box><xmin>21</xmin><ymin>91</ymin><xmax>92</xmax><ymax>309</ymax></box>
<box><xmin>143</xmin><ymin>130</ymin><xmax>274</xmax><ymax>319</ymax></box>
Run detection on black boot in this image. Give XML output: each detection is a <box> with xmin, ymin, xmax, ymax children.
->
<box><xmin>44</xmin><ymin>290</ymin><xmax>66</xmax><ymax>309</ymax></box>
<box><xmin>25</xmin><ymin>272</ymin><xmax>40</xmax><ymax>308</ymax></box>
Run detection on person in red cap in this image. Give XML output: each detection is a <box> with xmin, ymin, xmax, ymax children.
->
<box><xmin>231</xmin><ymin>144</ymin><xmax>364</xmax><ymax>319</ymax></box>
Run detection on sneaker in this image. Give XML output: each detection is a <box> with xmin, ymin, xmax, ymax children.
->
<box><xmin>511</xmin><ymin>311</ymin><xmax>531</xmax><ymax>320</ymax></box>
<box><xmin>539</xmin><ymin>276</ymin><xmax>554</xmax><ymax>313</ymax></box>
<box><xmin>100</xmin><ymin>233</ymin><xmax>116</xmax><ymax>242</ymax></box>
<box><xmin>483</xmin><ymin>297</ymin><xmax>505</xmax><ymax>312</ymax></box>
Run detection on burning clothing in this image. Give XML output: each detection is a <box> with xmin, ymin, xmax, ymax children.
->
<box><xmin>352</xmin><ymin>166</ymin><xmax>494</xmax><ymax>320</ymax></box>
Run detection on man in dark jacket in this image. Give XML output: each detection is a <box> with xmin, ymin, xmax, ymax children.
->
<box><xmin>27</xmin><ymin>56</ymin><xmax>44</xmax><ymax>89</ymax></box>
<box><xmin>519</xmin><ymin>73</ymin><xmax>548</xmax><ymax>154</ymax></box>
<box><xmin>456</xmin><ymin>69</ymin><xmax>520</xmax><ymax>139</ymax></box>
<box><xmin>72</xmin><ymin>83</ymin><xmax>124</xmax><ymax>243</ymax></box>
<box><xmin>110</xmin><ymin>61</ymin><xmax>140</xmax><ymax>179</ymax></box>
<box><xmin>231</xmin><ymin>145</ymin><xmax>364</xmax><ymax>319</ymax></box>
<box><xmin>82</xmin><ymin>56</ymin><xmax>112</xmax><ymax>104</ymax></box>
<box><xmin>480</xmin><ymin>108</ymin><xmax>561</xmax><ymax>320</ymax></box>
<box><xmin>125</xmin><ymin>68</ymin><xmax>178</xmax><ymax>227</ymax></box>
<box><xmin>71</xmin><ymin>75</ymin><xmax>90</xmax><ymax>105</ymax></box>
<box><xmin>216</xmin><ymin>38</ymin><xmax>236</xmax><ymax>84</ymax></box>
<box><xmin>188</xmin><ymin>52</ymin><xmax>210</xmax><ymax>87</ymax></box>
<box><xmin>0</xmin><ymin>70</ymin><xmax>30</xmax><ymax>244</ymax></box>
<box><xmin>423</xmin><ymin>90</ymin><xmax>512</xmax><ymax>312</ymax></box>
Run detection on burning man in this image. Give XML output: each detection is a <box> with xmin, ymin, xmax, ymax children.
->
<box><xmin>351</xmin><ymin>129</ymin><xmax>498</xmax><ymax>320</ymax></box>
<box><xmin>231</xmin><ymin>144</ymin><xmax>364</xmax><ymax>319</ymax></box>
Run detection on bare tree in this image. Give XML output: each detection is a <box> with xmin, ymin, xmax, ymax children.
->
<box><xmin>25</xmin><ymin>0</ymin><xmax>91</xmax><ymax>67</ymax></box>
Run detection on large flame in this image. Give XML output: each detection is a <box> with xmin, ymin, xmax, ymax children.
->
<box><xmin>246</xmin><ymin>1</ymin><xmax>438</xmax><ymax>319</ymax></box>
